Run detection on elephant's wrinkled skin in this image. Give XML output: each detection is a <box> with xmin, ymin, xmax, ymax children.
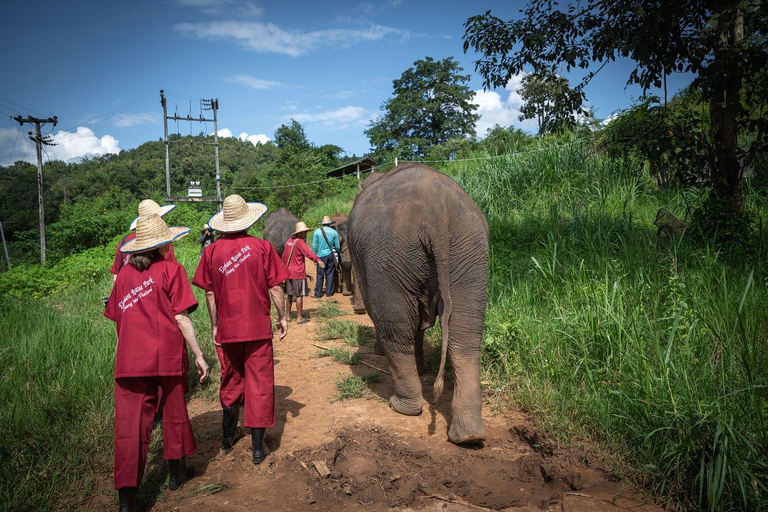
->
<box><xmin>330</xmin><ymin>212</ymin><xmax>353</xmax><ymax>296</ymax></box>
<box><xmin>348</xmin><ymin>163</ymin><xmax>489</xmax><ymax>444</ymax></box>
<box><xmin>263</xmin><ymin>208</ymin><xmax>299</xmax><ymax>257</ymax></box>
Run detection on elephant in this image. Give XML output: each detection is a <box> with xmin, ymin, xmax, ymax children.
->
<box><xmin>330</xmin><ymin>212</ymin><xmax>353</xmax><ymax>296</ymax></box>
<box><xmin>348</xmin><ymin>163</ymin><xmax>489</xmax><ymax>444</ymax></box>
<box><xmin>263</xmin><ymin>207</ymin><xmax>299</xmax><ymax>257</ymax></box>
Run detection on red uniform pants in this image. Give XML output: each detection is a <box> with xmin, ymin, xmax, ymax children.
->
<box><xmin>114</xmin><ymin>375</ymin><xmax>197</xmax><ymax>489</ymax></box>
<box><xmin>220</xmin><ymin>340</ymin><xmax>275</xmax><ymax>428</ymax></box>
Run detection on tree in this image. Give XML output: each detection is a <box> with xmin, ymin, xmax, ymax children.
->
<box><xmin>366</xmin><ymin>56</ymin><xmax>480</xmax><ymax>161</ymax></box>
<box><xmin>463</xmin><ymin>1</ymin><xmax>768</xmax><ymax>221</ymax></box>
<box><xmin>274</xmin><ymin>119</ymin><xmax>311</xmax><ymax>149</ymax></box>
<box><xmin>518</xmin><ymin>72</ymin><xmax>589</xmax><ymax>134</ymax></box>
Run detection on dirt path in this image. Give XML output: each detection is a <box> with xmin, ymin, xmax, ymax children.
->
<box><xmin>90</xmin><ymin>278</ymin><xmax>664</xmax><ymax>512</ymax></box>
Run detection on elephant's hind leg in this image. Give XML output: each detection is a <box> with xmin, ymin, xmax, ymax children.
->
<box><xmin>376</xmin><ymin>304</ymin><xmax>424</xmax><ymax>416</ymax></box>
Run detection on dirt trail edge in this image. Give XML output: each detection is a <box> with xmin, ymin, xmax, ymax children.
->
<box><xmin>90</xmin><ymin>282</ymin><xmax>665</xmax><ymax>512</ymax></box>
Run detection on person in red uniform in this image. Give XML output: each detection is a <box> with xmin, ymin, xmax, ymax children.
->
<box><xmin>193</xmin><ymin>194</ymin><xmax>290</xmax><ymax>464</ymax></box>
<box><xmin>105</xmin><ymin>213</ymin><xmax>209</xmax><ymax>512</ymax></box>
<box><xmin>282</xmin><ymin>221</ymin><xmax>324</xmax><ymax>324</ymax></box>
<box><xmin>111</xmin><ymin>199</ymin><xmax>177</xmax><ymax>282</ymax></box>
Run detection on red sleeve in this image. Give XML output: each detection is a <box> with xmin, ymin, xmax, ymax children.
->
<box><xmin>168</xmin><ymin>263</ymin><xmax>198</xmax><ymax>315</ymax></box>
<box><xmin>297</xmin><ymin>239</ymin><xmax>319</xmax><ymax>263</ymax></box>
<box><xmin>109</xmin><ymin>239</ymin><xmax>123</xmax><ymax>275</ymax></box>
<box><xmin>264</xmin><ymin>242</ymin><xmax>290</xmax><ymax>288</ymax></box>
<box><xmin>104</xmin><ymin>281</ymin><xmax>118</xmax><ymax>321</ymax></box>
<box><xmin>192</xmin><ymin>245</ymin><xmax>213</xmax><ymax>291</ymax></box>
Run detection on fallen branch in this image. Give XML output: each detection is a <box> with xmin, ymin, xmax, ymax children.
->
<box><xmin>311</xmin><ymin>343</ymin><xmax>391</xmax><ymax>375</ymax></box>
<box><xmin>420</xmin><ymin>494</ymin><xmax>493</xmax><ymax>511</ymax></box>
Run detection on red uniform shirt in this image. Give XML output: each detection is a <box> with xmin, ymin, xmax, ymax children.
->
<box><xmin>105</xmin><ymin>259</ymin><xmax>198</xmax><ymax>378</ymax></box>
<box><xmin>110</xmin><ymin>232</ymin><xmax>177</xmax><ymax>275</ymax></box>
<box><xmin>282</xmin><ymin>237</ymin><xmax>320</xmax><ymax>279</ymax></box>
<box><xmin>193</xmin><ymin>233</ymin><xmax>289</xmax><ymax>344</ymax></box>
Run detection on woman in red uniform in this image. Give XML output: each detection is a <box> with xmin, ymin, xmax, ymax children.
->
<box><xmin>105</xmin><ymin>213</ymin><xmax>209</xmax><ymax>512</ymax></box>
<box><xmin>193</xmin><ymin>194</ymin><xmax>289</xmax><ymax>464</ymax></box>
<box><xmin>282</xmin><ymin>221</ymin><xmax>324</xmax><ymax>324</ymax></box>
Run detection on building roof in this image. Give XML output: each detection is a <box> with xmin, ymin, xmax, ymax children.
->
<box><xmin>327</xmin><ymin>157</ymin><xmax>379</xmax><ymax>178</ymax></box>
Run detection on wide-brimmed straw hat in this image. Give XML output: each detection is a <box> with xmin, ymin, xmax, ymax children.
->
<box><xmin>129</xmin><ymin>199</ymin><xmax>176</xmax><ymax>231</ymax></box>
<box><xmin>292</xmin><ymin>221</ymin><xmax>312</xmax><ymax>237</ymax></box>
<box><xmin>319</xmin><ymin>215</ymin><xmax>334</xmax><ymax>226</ymax></box>
<box><xmin>121</xmin><ymin>214</ymin><xmax>190</xmax><ymax>254</ymax></box>
<box><xmin>208</xmin><ymin>194</ymin><xmax>267</xmax><ymax>233</ymax></box>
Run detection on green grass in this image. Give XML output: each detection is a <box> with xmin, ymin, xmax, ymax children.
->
<box><xmin>451</xmin><ymin>134</ymin><xmax>768</xmax><ymax>511</ymax></box>
<box><xmin>333</xmin><ymin>374</ymin><xmax>381</xmax><ymax>401</ymax></box>
<box><xmin>316</xmin><ymin>346</ymin><xmax>360</xmax><ymax>365</ymax></box>
<box><xmin>315</xmin><ymin>319</ymin><xmax>374</xmax><ymax>347</ymax></box>
<box><xmin>314</xmin><ymin>300</ymin><xmax>345</xmax><ymax>319</ymax></box>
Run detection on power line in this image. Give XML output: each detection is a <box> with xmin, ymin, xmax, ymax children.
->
<box><xmin>0</xmin><ymin>96</ymin><xmax>43</xmax><ymax>116</ymax></box>
<box><xmin>6</xmin><ymin>125</ymin><xmax>22</xmax><ymax>165</ymax></box>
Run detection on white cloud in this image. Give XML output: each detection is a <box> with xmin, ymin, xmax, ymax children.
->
<box><xmin>473</xmin><ymin>73</ymin><xmax>538</xmax><ymax>137</ymax></box>
<box><xmin>217</xmin><ymin>128</ymin><xmax>234</xmax><ymax>138</ymax></box>
<box><xmin>289</xmin><ymin>106</ymin><xmax>371</xmax><ymax>130</ymax></box>
<box><xmin>174</xmin><ymin>21</ymin><xmax>407</xmax><ymax>57</ymax></box>
<box><xmin>113</xmin><ymin>112</ymin><xmax>156</xmax><ymax>128</ymax></box>
<box><xmin>49</xmin><ymin>127</ymin><xmax>120</xmax><ymax>162</ymax></box>
<box><xmin>238</xmin><ymin>132</ymin><xmax>270</xmax><ymax>145</ymax></box>
<box><xmin>177</xmin><ymin>0</ymin><xmax>263</xmax><ymax>17</ymax></box>
<box><xmin>0</xmin><ymin>126</ymin><xmax>120</xmax><ymax>164</ymax></box>
<box><xmin>227</xmin><ymin>74</ymin><xmax>281</xmax><ymax>90</ymax></box>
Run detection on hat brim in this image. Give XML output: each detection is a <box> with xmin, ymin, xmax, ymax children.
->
<box><xmin>291</xmin><ymin>227</ymin><xmax>312</xmax><ymax>236</ymax></box>
<box><xmin>208</xmin><ymin>202</ymin><xmax>268</xmax><ymax>233</ymax></box>
<box><xmin>319</xmin><ymin>221</ymin><xmax>335</xmax><ymax>226</ymax></box>
<box><xmin>120</xmin><ymin>227</ymin><xmax>190</xmax><ymax>254</ymax></box>
<box><xmin>129</xmin><ymin>204</ymin><xmax>176</xmax><ymax>230</ymax></box>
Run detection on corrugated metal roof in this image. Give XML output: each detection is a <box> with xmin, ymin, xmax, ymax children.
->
<box><xmin>326</xmin><ymin>157</ymin><xmax>378</xmax><ymax>178</ymax></box>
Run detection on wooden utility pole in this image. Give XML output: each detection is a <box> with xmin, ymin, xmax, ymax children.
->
<box><xmin>13</xmin><ymin>115</ymin><xmax>58</xmax><ymax>265</ymax></box>
<box><xmin>160</xmin><ymin>90</ymin><xmax>222</xmax><ymax>209</ymax></box>
<box><xmin>0</xmin><ymin>220</ymin><xmax>10</xmax><ymax>270</ymax></box>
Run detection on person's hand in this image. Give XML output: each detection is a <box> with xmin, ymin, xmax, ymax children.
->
<box><xmin>318</xmin><ymin>260</ymin><xmax>325</xmax><ymax>268</ymax></box>
<box><xmin>211</xmin><ymin>325</ymin><xmax>221</xmax><ymax>346</ymax></box>
<box><xmin>277</xmin><ymin>317</ymin><xmax>288</xmax><ymax>341</ymax></box>
<box><xmin>196</xmin><ymin>355</ymin><xmax>209</xmax><ymax>383</ymax></box>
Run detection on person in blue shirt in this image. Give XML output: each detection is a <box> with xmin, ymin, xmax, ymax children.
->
<box><xmin>312</xmin><ymin>216</ymin><xmax>341</xmax><ymax>298</ymax></box>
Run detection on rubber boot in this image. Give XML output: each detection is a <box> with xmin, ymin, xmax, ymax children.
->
<box><xmin>118</xmin><ymin>487</ymin><xmax>138</xmax><ymax>512</ymax></box>
<box><xmin>168</xmin><ymin>457</ymin><xmax>195</xmax><ymax>491</ymax></box>
<box><xmin>221</xmin><ymin>405</ymin><xmax>240</xmax><ymax>449</ymax></box>
<box><xmin>251</xmin><ymin>428</ymin><xmax>268</xmax><ymax>464</ymax></box>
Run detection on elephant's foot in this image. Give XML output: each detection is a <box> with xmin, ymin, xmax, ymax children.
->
<box><xmin>447</xmin><ymin>415</ymin><xmax>487</xmax><ymax>445</ymax></box>
<box><xmin>389</xmin><ymin>395</ymin><xmax>423</xmax><ymax>416</ymax></box>
<box><xmin>342</xmin><ymin>290</ymin><xmax>352</xmax><ymax>296</ymax></box>
<box><xmin>353</xmin><ymin>306</ymin><xmax>367</xmax><ymax>314</ymax></box>
<box><xmin>373</xmin><ymin>341</ymin><xmax>385</xmax><ymax>356</ymax></box>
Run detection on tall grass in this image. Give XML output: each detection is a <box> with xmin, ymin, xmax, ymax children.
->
<box><xmin>0</xmin><ymin>244</ymin><xmax>218</xmax><ymax>511</ymax></box>
<box><xmin>452</xmin><ymin>134</ymin><xmax>768</xmax><ymax>511</ymax></box>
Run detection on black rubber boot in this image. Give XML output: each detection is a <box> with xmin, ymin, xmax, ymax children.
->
<box><xmin>251</xmin><ymin>428</ymin><xmax>268</xmax><ymax>464</ymax></box>
<box><xmin>118</xmin><ymin>487</ymin><xmax>138</xmax><ymax>512</ymax></box>
<box><xmin>168</xmin><ymin>457</ymin><xmax>195</xmax><ymax>491</ymax></box>
<box><xmin>221</xmin><ymin>405</ymin><xmax>240</xmax><ymax>449</ymax></box>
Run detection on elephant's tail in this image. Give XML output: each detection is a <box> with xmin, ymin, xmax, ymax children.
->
<box><xmin>432</xmin><ymin>246</ymin><xmax>452</xmax><ymax>402</ymax></box>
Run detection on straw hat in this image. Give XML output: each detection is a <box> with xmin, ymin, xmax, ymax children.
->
<box><xmin>292</xmin><ymin>221</ymin><xmax>312</xmax><ymax>237</ymax></box>
<box><xmin>121</xmin><ymin>214</ymin><xmax>190</xmax><ymax>254</ymax></box>
<box><xmin>319</xmin><ymin>215</ymin><xmax>334</xmax><ymax>226</ymax></box>
<box><xmin>208</xmin><ymin>194</ymin><xmax>267</xmax><ymax>233</ymax></box>
<box><xmin>129</xmin><ymin>199</ymin><xmax>176</xmax><ymax>230</ymax></box>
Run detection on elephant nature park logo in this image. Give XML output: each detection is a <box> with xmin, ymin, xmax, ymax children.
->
<box><xmin>117</xmin><ymin>276</ymin><xmax>156</xmax><ymax>312</ymax></box>
<box><xmin>218</xmin><ymin>244</ymin><xmax>252</xmax><ymax>277</ymax></box>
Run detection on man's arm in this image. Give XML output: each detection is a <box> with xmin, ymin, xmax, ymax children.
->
<box><xmin>175</xmin><ymin>310</ymin><xmax>209</xmax><ymax>383</ymax></box>
<box><xmin>205</xmin><ymin>290</ymin><xmax>219</xmax><ymax>346</ymax></box>
<box><xmin>269</xmin><ymin>284</ymin><xmax>288</xmax><ymax>340</ymax></box>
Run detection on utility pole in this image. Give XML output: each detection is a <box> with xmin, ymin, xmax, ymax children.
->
<box><xmin>160</xmin><ymin>90</ymin><xmax>222</xmax><ymax>209</ymax></box>
<box><xmin>13</xmin><ymin>115</ymin><xmax>58</xmax><ymax>265</ymax></box>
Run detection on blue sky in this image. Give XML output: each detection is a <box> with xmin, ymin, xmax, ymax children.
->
<box><xmin>0</xmin><ymin>0</ymin><xmax>694</xmax><ymax>165</ymax></box>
